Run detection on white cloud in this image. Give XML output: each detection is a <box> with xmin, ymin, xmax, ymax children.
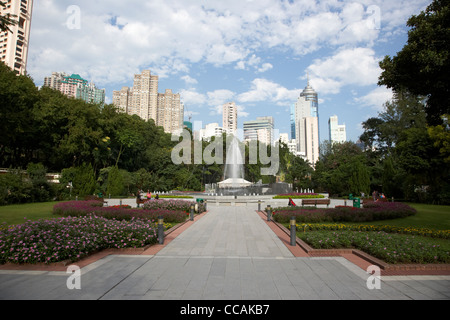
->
<box><xmin>257</xmin><ymin>63</ymin><xmax>273</xmax><ymax>73</ymax></box>
<box><xmin>235</xmin><ymin>54</ymin><xmax>273</xmax><ymax>73</ymax></box>
<box><xmin>179</xmin><ymin>89</ymin><xmax>207</xmax><ymax>106</ymax></box>
<box><xmin>28</xmin><ymin>0</ymin><xmax>429</xmax><ymax>88</ymax></box>
<box><xmin>181</xmin><ymin>75</ymin><xmax>198</xmax><ymax>85</ymax></box>
<box><xmin>354</xmin><ymin>86</ymin><xmax>394</xmax><ymax>111</ymax></box>
<box><xmin>207</xmin><ymin>90</ymin><xmax>236</xmax><ymax>107</ymax></box>
<box><xmin>237</xmin><ymin>78</ymin><xmax>298</xmax><ymax>105</ymax></box>
<box><xmin>307</xmin><ymin>47</ymin><xmax>382</xmax><ymax>95</ymax></box>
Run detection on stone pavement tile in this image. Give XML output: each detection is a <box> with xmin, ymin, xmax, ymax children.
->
<box><xmin>383</xmin><ymin>279</ymin><xmax>449</xmax><ymax>300</ymax></box>
<box><xmin>1</xmin><ymin>204</ymin><xmax>449</xmax><ymax>301</ymax></box>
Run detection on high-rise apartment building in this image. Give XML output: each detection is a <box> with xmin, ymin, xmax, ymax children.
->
<box><xmin>223</xmin><ymin>102</ymin><xmax>238</xmax><ymax>134</ymax></box>
<box><xmin>43</xmin><ymin>72</ymin><xmax>69</xmax><ymax>91</ymax></box>
<box><xmin>112</xmin><ymin>87</ymin><xmax>132</xmax><ymax>114</ymax></box>
<box><xmin>112</xmin><ymin>70</ymin><xmax>184</xmax><ymax>134</ymax></box>
<box><xmin>157</xmin><ymin>89</ymin><xmax>184</xmax><ymax>134</ymax></box>
<box><xmin>60</xmin><ymin>74</ymin><xmax>88</xmax><ymax>98</ymax></box>
<box><xmin>243</xmin><ymin>116</ymin><xmax>274</xmax><ymax>146</ymax></box>
<box><xmin>0</xmin><ymin>0</ymin><xmax>33</xmax><ymax>74</ymax></box>
<box><xmin>328</xmin><ymin>115</ymin><xmax>347</xmax><ymax>144</ymax></box>
<box><xmin>43</xmin><ymin>72</ymin><xmax>105</xmax><ymax>105</ymax></box>
<box><xmin>292</xmin><ymin>79</ymin><xmax>320</xmax><ymax>165</ymax></box>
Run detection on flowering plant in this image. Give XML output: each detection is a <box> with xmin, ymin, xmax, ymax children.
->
<box><xmin>53</xmin><ymin>201</ymin><xmax>187</xmax><ymax>223</ymax></box>
<box><xmin>273</xmin><ymin>202</ymin><xmax>417</xmax><ymax>224</ymax></box>
<box><xmin>0</xmin><ymin>214</ymin><xmax>158</xmax><ymax>265</ymax></box>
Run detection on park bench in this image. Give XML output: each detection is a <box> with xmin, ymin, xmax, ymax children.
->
<box><xmin>136</xmin><ymin>198</ymin><xmax>146</xmax><ymax>206</ymax></box>
<box><xmin>84</xmin><ymin>195</ymin><xmax>108</xmax><ymax>206</ymax></box>
<box><xmin>301</xmin><ymin>199</ymin><xmax>331</xmax><ymax>208</ymax></box>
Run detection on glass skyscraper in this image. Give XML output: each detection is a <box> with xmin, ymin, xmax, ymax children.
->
<box><xmin>292</xmin><ymin>79</ymin><xmax>320</xmax><ymax>165</ymax></box>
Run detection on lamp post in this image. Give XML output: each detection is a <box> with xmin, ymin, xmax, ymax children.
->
<box><xmin>267</xmin><ymin>205</ymin><xmax>272</xmax><ymax>222</ymax></box>
<box><xmin>158</xmin><ymin>215</ymin><xmax>164</xmax><ymax>244</ymax></box>
<box><xmin>190</xmin><ymin>204</ymin><xmax>195</xmax><ymax>221</ymax></box>
<box><xmin>290</xmin><ymin>216</ymin><xmax>296</xmax><ymax>246</ymax></box>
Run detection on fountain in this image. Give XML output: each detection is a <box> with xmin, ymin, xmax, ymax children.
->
<box><xmin>218</xmin><ymin>135</ymin><xmax>252</xmax><ymax>194</ymax></box>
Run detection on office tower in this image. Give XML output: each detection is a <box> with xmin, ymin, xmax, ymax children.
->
<box><xmin>243</xmin><ymin>116</ymin><xmax>274</xmax><ymax>146</ymax></box>
<box><xmin>223</xmin><ymin>102</ymin><xmax>238</xmax><ymax>134</ymax></box>
<box><xmin>328</xmin><ymin>115</ymin><xmax>347</xmax><ymax>144</ymax></box>
<box><xmin>198</xmin><ymin>123</ymin><xmax>224</xmax><ymax>141</ymax></box>
<box><xmin>157</xmin><ymin>89</ymin><xmax>183</xmax><ymax>134</ymax></box>
<box><xmin>0</xmin><ymin>0</ymin><xmax>33</xmax><ymax>74</ymax></box>
<box><xmin>279</xmin><ymin>133</ymin><xmax>289</xmax><ymax>145</ymax></box>
<box><xmin>292</xmin><ymin>78</ymin><xmax>320</xmax><ymax>165</ymax></box>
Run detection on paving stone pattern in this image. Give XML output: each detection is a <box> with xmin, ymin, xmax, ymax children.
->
<box><xmin>0</xmin><ymin>205</ymin><xmax>449</xmax><ymax>300</ymax></box>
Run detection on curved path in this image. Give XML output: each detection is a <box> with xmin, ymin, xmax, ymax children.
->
<box><xmin>0</xmin><ymin>204</ymin><xmax>449</xmax><ymax>300</ymax></box>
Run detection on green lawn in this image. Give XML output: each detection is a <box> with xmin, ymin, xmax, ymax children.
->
<box><xmin>0</xmin><ymin>201</ymin><xmax>60</xmax><ymax>226</ymax></box>
<box><xmin>354</xmin><ymin>203</ymin><xmax>450</xmax><ymax>230</ymax></box>
<box><xmin>0</xmin><ymin>201</ymin><xmax>449</xmax><ymax>230</ymax></box>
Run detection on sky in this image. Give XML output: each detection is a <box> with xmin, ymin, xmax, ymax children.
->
<box><xmin>26</xmin><ymin>0</ymin><xmax>432</xmax><ymax>143</ymax></box>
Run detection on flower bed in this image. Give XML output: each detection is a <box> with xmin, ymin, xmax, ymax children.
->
<box><xmin>273</xmin><ymin>202</ymin><xmax>417</xmax><ymax>224</ymax></box>
<box><xmin>299</xmin><ymin>230</ymin><xmax>450</xmax><ymax>264</ymax></box>
<box><xmin>143</xmin><ymin>199</ymin><xmax>205</xmax><ymax>213</ymax></box>
<box><xmin>53</xmin><ymin>200</ymin><xmax>187</xmax><ymax>223</ymax></box>
<box><xmin>273</xmin><ymin>193</ymin><xmax>325</xmax><ymax>199</ymax></box>
<box><xmin>0</xmin><ymin>215</ymin><xmax>158</xmax><ymax>265</ymax></box>
<box><xmin>297</xmin><ymin>223</ymin><xmax>450</xmax><ymax>239</ymax></box>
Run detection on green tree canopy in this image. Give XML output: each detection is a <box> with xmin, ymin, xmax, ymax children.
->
<box><xmin>378</xmin><ymin>0</ymin><xmax>450</xmax><ymax>125</ymax></box>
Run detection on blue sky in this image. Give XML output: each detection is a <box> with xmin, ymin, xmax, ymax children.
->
<box><xmin>27</xmin><ymin>0</ymin><xmax>431</xmax><ymax>143</ymax></box>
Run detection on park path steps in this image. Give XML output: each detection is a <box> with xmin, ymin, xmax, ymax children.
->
<box><xmin>0</xmin><ymin>204</ymin><xmax>449</xmax><ymax>300</ymax></box>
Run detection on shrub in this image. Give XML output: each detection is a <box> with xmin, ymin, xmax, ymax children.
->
<box><xmin>273</xmin><ymin>193</ymin><xmax>325</xmax><ymax>199</ymax></box>
<box><xmin>273</xmin><ymin>202</ymin><xmax>417</xmax><ymax>224</ymax></box>
<box><xmin>299</xmin><ymin>230</ymin><xmax>450</xmax><ymax>264</ymax></box>
<box><xmin>53</xmin><ymin>200</ymin><xmax>187</xmax><ymax>223</ymax></box>
<box><xmin>298</xmin><ymin>223</ymin><xmax>450</xmax><ymax>239</ymax></box>
<box><xmin>143</xmin><ymin>199</ymin><xmax>205</xmax><ymax>213</ymax></box>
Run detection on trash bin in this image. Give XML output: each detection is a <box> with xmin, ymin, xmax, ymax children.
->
<box><xmin>353</xmin><ymin>197</ymin><xmax>361</xmax><ymax>208</ymax></box>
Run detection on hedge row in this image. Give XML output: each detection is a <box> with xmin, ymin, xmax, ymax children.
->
<box><xmin>273</xmin><ymin>202</ymin><xmax>417</xmax><ymax>224</ymax></box>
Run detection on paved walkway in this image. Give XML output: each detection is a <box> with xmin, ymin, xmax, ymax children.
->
<box><xmin>0</xmin><ymin>203</ymin><xmax>449</xmax><ymax>300</ymax></box>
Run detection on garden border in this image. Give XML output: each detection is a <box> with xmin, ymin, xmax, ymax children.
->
<box><xmin>261</xmin><ymin>211</ymin><xmax>450</xmax><ymax>276</ymax></box>
<box><xmin>0</xmin><ymin>211</ymin><xmax>209</xmax><ymax>272</ymax></box>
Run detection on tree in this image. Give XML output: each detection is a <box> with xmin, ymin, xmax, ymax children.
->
<box><xmin>285</xmin><ymin>156</ymin><xmax>313</xmax><ymax>190</ymax></box>
<box><xmin>313</xmin><ymin>141</ymin><xmax>369</xmax><ymax>196</ymax></box>
<box><xmin>378</xmin><ymin>0</ymin><xmax>450</xmax><ymax>125</ymax></box>
<box><xmin>106</xmin><ymin>166</ymin><xmax>126</xmax><ymax>197</ymax></box>
<box><xmin>60</xmin><ymin>163</ymin><xmax>97</xmax><ymax>198</ymax></box>
<box><xmin>360</xmin><ymin>90</ymin><xmax>427</xmax><ymax>155</ymax></box>
<box><xmin>428</xmin><ymin>115</ymin><xmax>450</xmax><ymax>163</ymax></box>
<box><xmin>0</xmin><ymin>62</ymin><xmax>39</xmax><ymax>168</ymax></box>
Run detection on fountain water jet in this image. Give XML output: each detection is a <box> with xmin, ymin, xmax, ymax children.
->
<box><xmin>218</xmin><ymin>135</ymin><xmax>252</xmax><ymax>193</ymax></box>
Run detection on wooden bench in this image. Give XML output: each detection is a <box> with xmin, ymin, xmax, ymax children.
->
<box><xmin>136</xmin><ymin>198</ymin><xmax>146</xmax><ymax>206</ymax></box>
<box><xmin>301</xmin><ymin>199</ymin><xmax>331</xmax><ymax>208</ymax></box>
